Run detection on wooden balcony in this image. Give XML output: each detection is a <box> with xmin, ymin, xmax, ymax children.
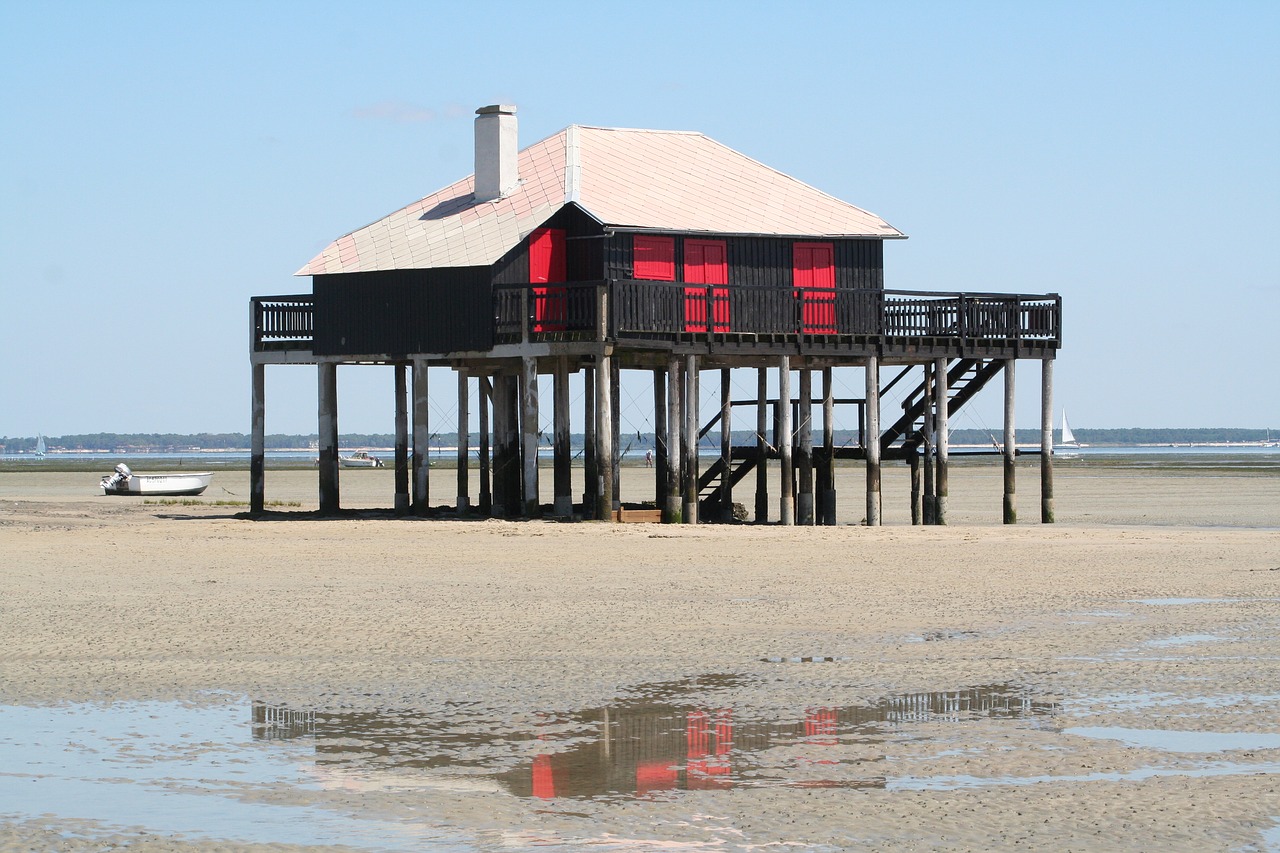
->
<box><xmin>252</xmin><ymin>284</ymin><xmax>1060</xmax><ymax>358</ymax></box>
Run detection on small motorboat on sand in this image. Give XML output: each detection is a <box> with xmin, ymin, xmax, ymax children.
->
<box><xmin>101</xmin><ymin>463</ymin><xmax>213</xmax><ymax>496</ymax></box>
<box><xmin>339</xmin><ymin>450</ymin><xmax>385</xmax><ymax>468</ymax></box>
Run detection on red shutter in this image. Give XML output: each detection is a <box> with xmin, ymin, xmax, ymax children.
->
<box><xmin>684</xmin><ymin>239</ymin><xmax>729</xmax><ymax>333</ymax></box>
<box><xmin>530</xmin><ymin>228</ymin><xmax>567</xmax><ymax>332</ymax></box>
<box><xmin>633</xmin><ymin>235</ymin><xmax>675</xmax><ymax>281</ymax></box>
<box><xmin>794</xmin><ymin>242</ymin><xmax>835</xmax><ymax>333</ymax></box>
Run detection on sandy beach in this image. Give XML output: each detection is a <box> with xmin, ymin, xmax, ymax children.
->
<box><xmin>2</xmin><ymin>462</ymin><xmax>1279</xmax><ymax>851</ymax></box>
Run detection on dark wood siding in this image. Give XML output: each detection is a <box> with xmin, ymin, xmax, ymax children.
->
<box><xmin>492</xmin><ymin>204</ymin><xmax>605</xmax><ymax>285</ymax></box>
<box><xmin>312</xmin><ymin>267</ymin><xmax>493</xmax><ymax>356</ymax></box>
<box><xmin>606</xmin><ymin>234</ymin><xmax>883</xmax><ymax>289</ymax></box>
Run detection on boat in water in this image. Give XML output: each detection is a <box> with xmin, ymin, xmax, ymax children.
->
<box><xmin>100</xmin><ymin>463</ymin><xmax>213</xmax><ymax>496</ymax></box>
<box><xmin>339</xmin><ymin>450</ymin><xmax>385</xmax><ymax>468</ymax></box>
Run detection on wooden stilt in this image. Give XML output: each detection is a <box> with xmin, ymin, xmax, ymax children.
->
<box><xmin>493</xmin><ymin>372</ymin><xmax>520</xmax><ymax>518</ymax></box>
<box><xmin>778</xmin><ymin>356</ymin><xmax>793</xmax><ymax>526</ymax></box>
<box><xmin>1004</xmin><ymin>358</ymin><xmax>1017</xmax><ymax>524</ymax></box>
<box><xmin>583</xmin><ymin>366</ymin><xmax>596</xmax><ymax>517</ymax></box>
<box><xmin>910</xmin><ymin>451</ymin><xmax>922</xmax><ymax>525</ymax></box>
<box><xmin>666</xmin><ymin>356</ymin><xmax>682</xmax><ymax>524</ymax></box>
<box><xmin>490</xmin><ymin>372</ymin><xmax>509</xmax><ymax>517</ymax></box>
<box><xmin>934</xmin><ymin>356</ymin><xmax>949</xmax><ymax>526</ymax></box>
<box><xmin>654</xmin><ymin>368</ymin><xmax>667</xmax><ymax>509</ymax></box>
<box><xmin>821</xmin><ymin>366</ymin><xmax>835</xmax><ymax>525</ymax></box>
<box><xmin>922</xmin><ymin>362</ymin><xmax>935</xmax><ymax>525</ymax></box>
<box><xmin>596</xmin><ymin>353</ymin><xmax>614</xmax><ymax>522</ymax></box>
<box><xmin>865</xmin><ymin>355</ymin><xmax>881</xmax><ymax>526</ymax></box>
<box><xmin>755</xmin><ymin>367</ymin><xmax>768</xmax><ymax>523</ymax></box>
<box><xmin>456</xmin><ymin>368</ymin><xmax>470</xmax><ymax>515</ymax></box>
<box><xmin>520</xmin><ymin>356</ymin><xmax>541</xmax><ymax>518</ymax></box>
<box><xmin>683</xmin><ymin>354</ymin><xmax>698</xmax><ymax>524</ymax></box>
<box><xmin>412</xmin><ymin>359</ymin><xmax>430</xmax><ymax>515</ymax></box>
<box><xmin>317</xmin><ymin>361</ymin><xmax>339</xmax><ymax>515</ymax></box>
<box><xmin>797</xmin><ymin>365</ymin><xmax>814</xmax><ymax>525</ymax></box>
<box><xmin>1041</xmin><ymin>357</ymin><xmax>1055</xmax><ymax>523</ymax></box>
<box><xmin>553</xmin><ymin>357</ymin><xmax>572</xmax><ymax>518</ymax></box>
<box><xmin>250</xmin><ymin>362</ymin><xmax>265</xmax><ymax>515</ymax></box>
<box><xmin>720</xmin><ymin>368</ymin><xmax>732</xmax><ymax>521</ymax></box>
<box><xmin>394</xmin><ymin>364</ymin><xmax>410</xmax><ymax>515</ymax></box>
<box><xmin>478</xmin><ymin>374</ymin><xmax>491</xmax><ymax>516</ymax></box>
<box><xmin>611</xmin><ymin>358</ymin><xmax>621</xmax><ymax>513</ymax></box>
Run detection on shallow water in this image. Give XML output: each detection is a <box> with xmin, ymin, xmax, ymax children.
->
<box><xmin>0</xmin><ymin>682</ymin><xmax>1059</xmax><ymax>848</ymax></box>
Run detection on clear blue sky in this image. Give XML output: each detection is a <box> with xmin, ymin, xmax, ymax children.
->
<box><xmin>3</xmin><ymin>1</ymin><xmax>1277</xmax><ymax>438</ymax></box>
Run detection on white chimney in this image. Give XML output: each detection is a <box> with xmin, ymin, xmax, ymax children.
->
<box><xmin>474</xmin><ymin>104</ymin><xmax>518</xmax><ymax>202</ymax></box>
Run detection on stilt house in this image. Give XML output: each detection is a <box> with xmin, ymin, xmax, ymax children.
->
<box><xmin>250</xmin><ymin>105</ymin><xmax>1062</xmax><ymax>524</ymax></box>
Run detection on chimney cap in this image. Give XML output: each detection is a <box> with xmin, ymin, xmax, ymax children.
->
<box><xmin>476</xmin><ymin>104</ymin><xmax>517</xmax><ymax>116</ymax></box>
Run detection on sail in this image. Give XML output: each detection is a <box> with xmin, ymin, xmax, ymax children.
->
<box><xmin>35</xmin><ymin>434</ymin><xmax>47</xmax><ymax>455</ymax></box>
<box><xmin>1060</xmin><ymin>413</ymin><xmax>1077</xmax><ymax>446</ymax></box>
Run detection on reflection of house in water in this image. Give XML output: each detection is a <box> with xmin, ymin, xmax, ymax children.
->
<box><xmin>252</xmin><ymin>681</ymin><xmax>1058</xmax><ymax>799</ymax></box>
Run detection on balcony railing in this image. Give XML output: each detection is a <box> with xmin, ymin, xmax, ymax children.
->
<box><xmin>252</xmin><ymin>285</ymin><xmax>1060</xmax><ymax>352</ymax></box>
<box><xmin>251</xmin><ymin>295</ymin><xmax>314</xmax><ymax>351</ymax></box>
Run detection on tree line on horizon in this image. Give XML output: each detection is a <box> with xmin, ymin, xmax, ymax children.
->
<box><xmin>2</xmin><ymin>427</ymin><xmax>1276</xmax><ymax>453</ymax></box>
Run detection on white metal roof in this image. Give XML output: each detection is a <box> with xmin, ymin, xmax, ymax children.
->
<box><xmin>297</xmin><ymin>125</ymin><xmax>904</xmax><ymax>276</ymax></box>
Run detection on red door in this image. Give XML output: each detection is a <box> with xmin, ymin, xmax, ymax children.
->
<box><xmin>794</xmin><ymin>242</ymin><xmax>835</xmax><ymax>334</ymax></box>
<box><xmin>684</xmin><ymin>239</ymin><xmax>729</xmax><ymax>333</ymax></box>
<box><xmin>530</xmin><ymin>227</ymin><xmax>567</xmax><ymax>332</ymax></box>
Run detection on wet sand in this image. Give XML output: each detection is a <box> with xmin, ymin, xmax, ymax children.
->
<box><xmin>2</xmin><ymin>464</ymin><xmax>1279</xmax><ymax>851</ymax></box>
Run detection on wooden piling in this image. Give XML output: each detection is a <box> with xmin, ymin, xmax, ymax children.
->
<box><xmin>653</xmin><ymin>367</ymin><xmax>667</xmax><ymax>508</ymax></box>
<box><xmin>797</xmin><ymin>366</ymin><xmax>814</xmax><ymax>525</ymax></box>
<box><xmin>865</xmin><ymin>356</ymin><xmax>881</xmax><ymax>526</ymax></box>
<box><xmin>683</xmin><ymin>354</ymin><xmax>698</xmax><ymax>524</ymax></box>
<box><xmin>934</xmin><ymin>356</ymin><xmax>949</xmax><ymax>526</ymax></box>
<box><xmin>909</xmin><ymin>451</ymin><xmax>922</xmax><ymax>525</ymax></box>
<box><xmin>595</xmin><ymin>353</ymin><xmax>614</xmax><ymax>522</ymax></box>
<box><xmin>317</xmin><ymin>361</ymin><xmax>339</xmax><ymax>515</ymax></box>
<box><xmin>1041</xmin><ymin>357</ymin><xmax>1055</xmax><ymax>523</ymax></box>
<box><xmin>455</xmin><ymin>368</ymin><xmax>469</xmax><ymax>515</ymax></box>
<box><xmin>583</xmin><ymin>366</ymin><xmax>596</xmax><ymax>517</ymax></box>
<box><xmin>553</xmin><ymin>357</ymin><xmax>572</xmax><ymax>518</ymax></box>
<box><xmin>755</xmin><ymin>367</ymin><xmax>769</xmax><ymax>523</ymax></box>
<box><xmin>394</xmin><ymin>364</ymin><xmax>410</xmax><ymax>515</ymax></box>
<box><xmin>493</xmin><ymin>372</ymin><xmax>520</xmax><ymax>517</ymax></box>
<box><xmin>922</xmin><ymin>363</ymin><xmax>935</xmax><ymax>525</ymax></box>
<box><xmin>720</xmin><ymin>368</ymin><xmax>732</xmax><ymax>521</ymax></box>
<box><xmin>821</xmin><ymin>366</ymin><xmax>836</xmax><ymax>525</ymax></box>
<box><xmin>520</xmin><ymin>356</ymin><xmax>541</xmax><ymax>518</ymax></box>
<box><xmin>412</xmin><ymin>359</ymin><xmax>430</xmax><ymax>515</ymax></box>
<box><xmin>665</xmin><ymin>356</ymin><xmax>682</xmax><ymax>524</ymax></box>
<box><xmin>250</xmin><ymin>362</ymin><xmax>265</xmax><ymax>515</ymax></box>
<box><xmin>611</xmin><ymin>358</ymin><xmax>621</xmax><ymax>512</ymax></box>
<box><xmin>778</xmin><ymin>356</ymin><xmax>793</xmax><ymax>526</ymax></box>
<box><xmin>1003</xmin><ymin>358</ymin><xmax>1016</xmax><ymax>524</ymax></box>
<box><xmin>478</xmin><ymin>374</ymin><xmax>491</xmax><ymax>516</ymax></box>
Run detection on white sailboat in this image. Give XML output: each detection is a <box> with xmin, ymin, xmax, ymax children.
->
<box><xmin>1056</xmin><ymin>411</ymin><xmax>1083</xmax><ymax>456</ymax></box>
<box><xmin>34</xmin><ymin>434</ymin><xmax>47</xmax><ymax>457</ymax></box>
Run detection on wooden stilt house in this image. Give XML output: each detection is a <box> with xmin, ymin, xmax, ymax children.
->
<box><xmin>250</xmin><ymin>105</ymin><xmax>1061</xmax><ymax>524</ymax></box>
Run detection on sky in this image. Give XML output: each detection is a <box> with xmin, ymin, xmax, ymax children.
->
<box><xmin>2</xmin><ymin>1</ymin><xmax>1277</xmax><ymax>439</ymax></box>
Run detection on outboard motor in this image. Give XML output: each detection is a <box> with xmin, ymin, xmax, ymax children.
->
<box><xmin>101</xmin><ymin>462</ymin><xmax>133</xmax><ymax>493</ymax></box>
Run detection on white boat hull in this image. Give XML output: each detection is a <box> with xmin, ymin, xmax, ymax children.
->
<box><xmin>103</xmin><ymin>472</ymin><xmax>213</xmax><ymax>496</ymax></box>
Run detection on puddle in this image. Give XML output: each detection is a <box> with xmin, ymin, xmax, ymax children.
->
<box><xmin>1066</xmin><ymin>726</ymin><xmax>1280</xmax><ymax>753</ymax></box>
<box><xmin>252</xmin><ymin>680</ymin><xmax>1058</xmax><ymax>799</ymax></box>
<box><xmin>0</xmin><ymin>700</ymin><xmax>474</xmax><ymax>851</ymax></box>
<box><xmin>0</xmin><ymin>680</ymin><xmax>1057</xmax><ymax>847</ymax></box>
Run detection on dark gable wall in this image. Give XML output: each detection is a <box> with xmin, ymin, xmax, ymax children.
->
<box><xmin>604</xmin><ymin>234</ymin><xmax>884</xmax><ymax>289</ymax></box>
<box><xmin>312</xmin><ymin>267</ymin><xmax>493</xmax><ymax>356</ymax></box>
<box><xmin>491</xmin><ymin>204</ymin><xmax>605</xmax><ymax>285</ymax></box>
